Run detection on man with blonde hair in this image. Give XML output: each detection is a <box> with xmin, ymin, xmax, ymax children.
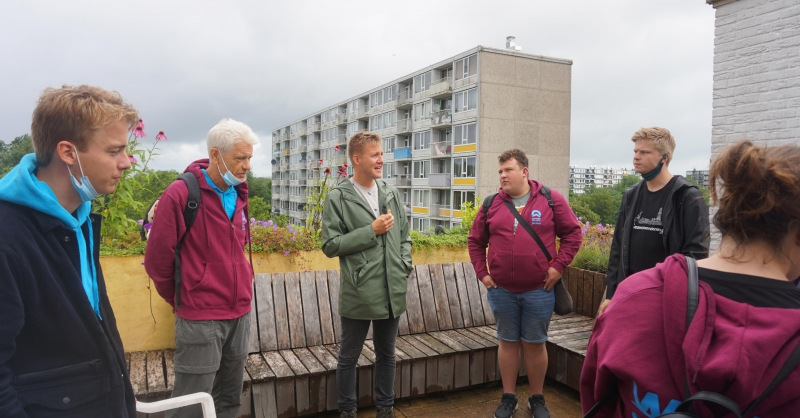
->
<box><xmin>145</xmin><ymin>119</ymin><xmax>258</xmax><ymax>418</ymax></box>
<box><xmin>598</xmin><ymin>127</ymin><xmax>709</xmax><ymax>315</ymax></box>
<box><xmin>322</xmin><ymin>131</ymin><xmax>412</xmax><ymax>418</ymax></box>
<box><xmin>0</xmin><ymin>85</ymin><xmax>138</xmax><ymax>417</ymax></box>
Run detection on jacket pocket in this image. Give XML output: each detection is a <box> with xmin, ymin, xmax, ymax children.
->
<box><xmin>514</xmin><ymin>249</ymin><xmax>548</xmax><ymax>286</ymax></box>
<box><xmin>14</xmin><ymin>360</ymin><xmax>111</xmax><ymax>417</ymax></box>
<box><xmin>488</xmin><ymin>250</ymin><xmax>513</xmax><ymax>278</ymax></box>
<box><xmin>186</xmin><ymin>262</ymin><xmax>233</xmax><ymax>308</ymax></box>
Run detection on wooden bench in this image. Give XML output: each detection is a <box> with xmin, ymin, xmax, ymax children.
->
<box><xmin>128</xmin><ymin>263</ymin><xmax>605</xmax><ymax>418</ymax></box>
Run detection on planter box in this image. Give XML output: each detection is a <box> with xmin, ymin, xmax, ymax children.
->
<box><xmin>562</xmin><ymin>266</ymin><xmax>607</xmax><ymax>318</ymax></box>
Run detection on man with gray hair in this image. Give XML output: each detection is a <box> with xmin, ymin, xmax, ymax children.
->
<box><xmin>145</xmin><ymin>119</ymin><xmax>259</xmax><ymax>418</ymax></box>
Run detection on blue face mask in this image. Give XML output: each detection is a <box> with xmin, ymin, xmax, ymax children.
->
<box><xmin>66</xmin><ymin>145</ymin><xmax>100</xmax><ymax>202</ymax></box>
<box><xmin>641</xmin><ymin>153</ymin><xmax>668</xmax><ymax>182</ymax></box>
<box><xmin>217</xmin><ymin>156</ymin><xmax>245</xmax><ymax>187</ymax></box>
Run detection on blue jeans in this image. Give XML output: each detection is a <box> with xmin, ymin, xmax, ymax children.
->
<box><xmin>487</xmin><ymin>286</ymin><xmax>555</xmax><ymax>344</ymax></box>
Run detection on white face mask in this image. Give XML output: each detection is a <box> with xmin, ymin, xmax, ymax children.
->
<box><xmin>66</xmin><ymin>144</ymin><xmax>99</xmax><ymax>202</ymax></box>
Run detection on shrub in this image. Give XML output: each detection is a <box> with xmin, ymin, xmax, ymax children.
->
<box><xmin>569</xmin><ymin>220</ymin><xmax>613</xmax><ymax>273</ymax></box>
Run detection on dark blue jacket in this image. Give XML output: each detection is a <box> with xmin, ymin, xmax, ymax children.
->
<box><xmin>0</xmin><ymin>201</ymin><xmax>135</xmax><ymax>417</ymax></box>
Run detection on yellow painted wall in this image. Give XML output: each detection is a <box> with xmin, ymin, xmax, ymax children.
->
<box><xmin>103</xmin><ymin>247</ymin><xmax>470</xmax><ymax>352</ymax></box>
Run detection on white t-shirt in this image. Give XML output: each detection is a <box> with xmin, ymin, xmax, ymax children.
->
<box><xmin>350</xmin><ymin>178</ymin><xmax>380</xmax><ymax>219</ymax></box>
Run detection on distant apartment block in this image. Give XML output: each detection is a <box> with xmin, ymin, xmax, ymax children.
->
<box><xmin>271</xmin><ymin>43</ymin><xmax>572</xmax><ymax>231</ymax></box>
<box><xmin>569</xmin><ymin>165</ymin><xmax>637</xmax><ymax>195</ymax></box>
<box><xmin>685</xmin><ymin>168</ymin><xmax>710</xmax><ymax>189</ymax></box>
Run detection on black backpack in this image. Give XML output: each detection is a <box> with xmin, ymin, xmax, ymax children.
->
<box><xmin>585</xmin><ymin>256</ymin><xmax>800</xmax><ymax>418</ymax></box>
<box><xmin>141</xmin><ymin>172</ymin><xmax>201</xmax><ymax>311</ymax></box>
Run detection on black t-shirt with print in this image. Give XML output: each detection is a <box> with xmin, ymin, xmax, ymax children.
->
<box><xmin>629</xmin><ymin>176</ymin><xmax>678</xmax><ymax>275</ymax></box>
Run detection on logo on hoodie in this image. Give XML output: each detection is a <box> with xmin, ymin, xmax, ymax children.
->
<box><xmin>631</xmin><ymin>381</ymin><xmax>679</xmax><ymax>418</ymax></box>
<box><xmin>531</xmin><ymin>210</ymin><xmax>542</xmax><ymax>225</ymax></box>
<box><xmin>241</xmin><ymin>212</ymin><xmax>246</xmax><ymax>231</ymax></box>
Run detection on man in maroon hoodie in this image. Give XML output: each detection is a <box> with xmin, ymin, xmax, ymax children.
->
<box><xmin>469</xmin><ymin>149</ymin><xmax>582</xmax><ymax>418</ymax></box>
<box><xmin>144</xmin><ymin>119</ymin><xmax>258</xmax><ymax>418</ymax></box>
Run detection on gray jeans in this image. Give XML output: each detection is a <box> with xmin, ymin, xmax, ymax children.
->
<box><xmin>337</xmin><ymin>315</ymin><xmax>400</xmax><ymax>413</ymax></box>
<box><xmin>167</xmin><ymin>311</ymin><xmax>251</xmax><ymax>418</ymax></box>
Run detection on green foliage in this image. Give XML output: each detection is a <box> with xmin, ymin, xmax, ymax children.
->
<box><xmin>568</xmin><ymin>199</ymin><xmax>601</xmax><ymax>225</ymax></box>
<box><xmin>409</xmin><ymin>227</ymin><xmax>469</xmax><ymax>251</ymax></box>
<box><xmin>247</xmin><ymin>222</ymin><xmax>320</xmax><ymax>255</ymax></box>
<box><xmin>459</xmin><ymin>198</ymin><xmax>479</xmax><ymax>232</ymax></box>
<box><xmin>306</xmin><ymin>162</ymin><xmax>347</xmax><ymax>232</ymax></box>
<box><xmin>569</xmin><ymin>222</ymin><xmax>613</xmax><ymax>273</ymax></box>
<box><xmin>0</xmin><ymin>134</ymin><xmax>34</xmax><ymax>177</ymax></box>
<box><xmin>568</xmin><ymin>175</ymin><xmax>641</xmax><ymax>227</ymax></box>
<box><xmin>248</xmin><ymin>196</ymin><xmax>271</xmax><ymax>221</ymax></box>
<box><xmin>685</xmin><ymin>176</ymin><xmax>710</xmax><ymax>206</ymax></box>
<box><xmin>247</xmin><ymin>172</ymin><xmax>271</xmax><ymax>203</ymax></box>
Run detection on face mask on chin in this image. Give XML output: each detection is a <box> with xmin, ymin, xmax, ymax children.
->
<box><xmin>66</xmin><ymin>144</ymin><xmax>100</xmax><ymax>202</ymax></box>
<box><xmin>217</xmin><ymin>154</ymin><xmax>245</xmax><ymax>187</ymax></box>
<box><xmin>641</xmin><ymin>153</ymin><xmax>668</xmax><ymax>182</ymax></box>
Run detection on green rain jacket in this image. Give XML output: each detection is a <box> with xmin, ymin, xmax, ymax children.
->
<box><xmin>321</xmin><ymin>178</ymin><xmax>412</xmax><ymax>320</ymax></box>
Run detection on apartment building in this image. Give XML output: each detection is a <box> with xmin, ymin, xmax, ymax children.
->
<box><xmin>569</xmin><ymin>165</ymin><xmax>638</xmax><ymax>195</ymax></box>
<box><xmin>685</xmin><ymin>168</ymin><xmax>709</xmax><ymax>189</ymax></box>
<box><xmin>271</xmin><ymin>42</ymin><xmax>572</xmax><ymax>231</ymax></box>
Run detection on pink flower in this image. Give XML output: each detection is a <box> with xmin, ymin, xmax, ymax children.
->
<box><xmin>308</xmin><ymin>163</ymin><xmax>313</xmax><ymax>168</ymax></box>
<box><xmin>324</xmin><ymin>168</ymin><xmax>331</xmax><ymax>176</ymax></box>
<box><xmin>155</xmin><ymin>131</ymin><xmax>168</xmax><ymax>141</ymax></box>
<box><xmin>318</xmin><ymin>159</ymin><xmax>323</xmax><ymax>166</ymax></box>
<box><xmin>334</xmin><ymin>145</ymin><xmax>340</xmax><ymax>152</ymax></box>
<box><xmin>128</xmin><ymin>155</ymin><xmax>138</xmax><ymax>163</ymax></box>
<box><xmin>131</xmin><ymin>119</ymin><xmax>144</xmax><ymax>132</ymax></box>
<box><xmin>134</xmin><ymin>127</ymin><xmax>146</xmax><ymax>138</ymax></box>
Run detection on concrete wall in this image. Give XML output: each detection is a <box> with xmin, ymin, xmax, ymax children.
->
<box><xmin>478</xmin><ymin>51</ymin><xmax>572</xmax><ymax>198</ymax></box>
<box><xmin>104</xmin><ymin>248</ymin><xmax>471</xmax><ymax>352</ymax></box>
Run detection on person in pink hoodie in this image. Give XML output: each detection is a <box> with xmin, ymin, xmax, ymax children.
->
<box><xmin>581</xmin><ymin>140</ymin><xmax>800</xmax><ymax>417</ymax></box>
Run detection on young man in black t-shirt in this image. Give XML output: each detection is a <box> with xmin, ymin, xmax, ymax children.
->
<box><xmin>599</xmin><ymin>127</ymin><xmax>710</xmax><ymax>315</ymax></box>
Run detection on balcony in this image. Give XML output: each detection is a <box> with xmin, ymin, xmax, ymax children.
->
<box><xmin>307</xmin><ymin>140</ymin><xmax>320</xmax><ymax>151</ymax></box>
<box><xmin>382</xmin><ymin>176</ymin><xmax>395</xmax><ymax>186</ymax></box>
<box><xmin>396</xmin><ymin>90</ymin><xmax>413</xmax><ymax>108</ymax></box>
<box><xmin>289</xmin><ymin>128</ymin><xmax>306</xmax><ymax>139</ymax></box>
<box><xmin>452</xmin><ymin>108</ymin><xmax>478</xmax><ymax>123</ymax></box>
<box><xmin>395</xmin><ymin>174</ymin><xmax>412</xmax><ymax>187</ymax></box>
<box><xmin>278</xmin><ymin>193</ymin><xmax>288</xmax><ymax>201</ymax></box>
<box><xmin>273</xmin><ymin>151</ymin><xmax>282</xmax><ymax>159</ymax></box>
<box><xmin>396</xmin><ymin>118</ymin><xmax>412</xmax><ymax>135</ymax></box>
<box><xmin>280</xmin><ymin>132</ymin><xmax>289</xmax><ymax>140</ymax></box>
<box><xmin>454</xmin><ymin>74</ymin><xmax>478</xmax><ymax>90</ymax></box>
<box><xmin>412</xmin><ymin>176</ymin><xmax>428</xmax><ymax>187</ymax></box>
<box><xmin>429</xmin><ymin>77</ymin><xmax>453</xmax><ymax>99</ymax></box>
<box><xmin>430</xmin><ymin>141</ymin><xmax>452</xmax><ymax>158</ymax></box>
<box><xmin>393</xmin><ymin>147</ymin><xmax>412</xmax><ymax>160</ymax></box>
<box><xmin>347</xmin><ymin>107</ymin><xmax>367</xmax><ymax>123</ymax></box>
<box><xmin>430</xmin><ymin>110</ymin><xmax>452</xmax><ymax>128</ymax></box>
<box><xmin>428</xmin><ymin>173</ymin><xmax>452</xmax><ymax>187</ymax></box>
<box><xmin>412</xmin><ymin>117</ymin><xmax>431</xmax><ymax>131</ymax></box>
<box><xmin>412</xmin><ymin>146</ymin><xmax>430</xmax><ymax>158</ymax></box>
<box><xmin>381</xmin><ymin>125</ymin><xmax>396</xmax><ymax>137</ymax></box>
<box><xmin>429</xmin><ymin>204</ymin><xmax>452</xmax><ymax>218</ymax></box>
<box><xmin>331</xmin><ymin>155</ymin><xmax>348</xmax><ymax>166</ymax></box>
<box><xmin>308</xmin><ymin>122</ymin><xmax>320</xmax><ymax>132</ymax></box>
<box><xmin>335</xmin><ymin>113</ymin><xmax>348</xmax><ymax>126</ymax></box>
<box><xmin>383</xmin><ymin>151</ymin><xmax>394</xmax><ymax>162</ymax></box>
<box><xmin>289</xmin><ymin>179</ymin><xmax>308</xmax><ymax>186</ymax></box>
<box><xmin>289</xmin><ymin>194</ymin><xmax>306</xmax><ymax>203</ymax></box>
<box><xmin>334</xmin><ymin>134</ymin><xmax>347</xmax><ymax>146</ymax></box>
<box><xmin>282</xmin><ymin>148</ymin><xmax>290</xmax><ymax>156</ymax></box>
<box><xmin>289</xmin><ymin>162</ymin><xmax>305</xmax><ymax>170</ymax></box>
<box><xmin>280</xmin><ymin>208</ymin><xmax>289</xmax><ymax>216</ymax></box>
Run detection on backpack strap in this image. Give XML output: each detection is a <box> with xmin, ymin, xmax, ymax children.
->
<box><xmin>482</xmin><ymin>193</ymin><xmax>497</xmax><ymax>238</ymax></box>
<box><xmin>173</xmin><ymin>172</ymin><xmax>201</xmax><ymax>311</ymax></box>
<box><xmin>539</xmin><ymin>185</ymin><xmax>555</xmax><ymax>208</ymax></box>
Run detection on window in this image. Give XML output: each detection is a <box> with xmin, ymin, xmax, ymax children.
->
<box><xmin>321</xmin><ymin>110</ymin><xmax>329</xmax><ymax>123</ymax></box>
<box><xmin>413</xmin><ymin>131</ymin><xmax>431</xmax><ymax>150</ymax></box>
<box><xmin>370</xmin><ymin>114</ymin><xmax>382</xmax><ymax>131</ymax></box>
<box><xmin>454</xmin><ymin>54</ymin><xmax>478</xmax><ymax>81</ymax></box>
<box><xmin>454</xmin><ymin>88</ymin><xmax>477</xmax><ymax>112</ymax></box>
<box><xmin>290</xmin><ymin>139</ymin><xmax>298</xmax><ymax>149</ymax></box>
<box><xmin>383</xmin><ymin>85</ymin><xmax>396</xmax><ymax>103</ymax></box>
<box><xmin>347</xmin><ymin>100</ymin><xmax>359</xmax><ymax>115</ymax></box>
<box><xmin>413</xmin><ymin>217</ymin><xmax>431</xmax><ymax>231</ymax></box>
<box><xmin>413</xmin><ymin>160</ymin><xmax>430</xmax><ymax>179</ymax></box>
<box><xmin>383</xmin><ymin>111</ymin><xmax>396</xmax><ymax>129</ymax></box>
<box><xmin>370</xmin><ymin>90</ymin><xmax>383</xmax><ymax>108</ymax></box>
<box><xmin>413</xmin><ymin>190</ymin><xmax>430</xmax><ymax>207</ymax></box>
<box><xmin>454</xmin><ymin>157</ymin><xmax>476</xmax><ymax>178</ymax></box>
<box><xmin>347</xmin><ymin>121</ymin><xmax>358</xmax><ymax>138</ymax></box>
<box><xmin>453</xmin><ymin>191</ymin><xmax>476</xmax><ymax>212</ymax></box>
<box><xmin>413</xmin><ymin>101</ymin><xmax>431</xmax><ymax>122</ymax></box>
<box><xmin>436</xmin><ymin>190</ymin><xmax>451</xmax><ymax>206</ymax></box>
<box><xmin>434</xmin><ymin>159</ymin><xmax>451</xmax><ymax>174</ymax></box>
<box><xmin>383</xmin><ymin>136</ymin><xmax>396</xmax><ymax>152</ymax></box>
<box><xmin>383</xmin><ymin>162</ymin><xmax>395</xmax><ymax>179</ymax></box>
<box><xmin>413</xmin><ymin>71</ymin><xmax>432</xmax><ymax>93</ymax></box>
<box><xmin>454</xmin><ymin>123</ymin><xmax>477</xmax><ymax>145</ymax></box>
<box><xmin>436</xmin><ymin>98</ymin><xmax>452</xmax><ymax>111</ymax></box>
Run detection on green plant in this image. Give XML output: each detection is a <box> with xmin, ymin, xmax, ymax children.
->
<box><xmin>248</xmin><ymin>196</ymin><xmax>271</xmax><ymax>222</ymax></box>
<box><xmin>459</xmin><ymin>198</ymin><xmax>479</xmax><ymax>231</ymax></box>
<box><xmin>306</xmin><ymin>153</ymin><xmax>348</xmax><ymax>232</ymax></box>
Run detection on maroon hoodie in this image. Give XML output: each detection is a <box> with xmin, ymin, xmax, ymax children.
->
<box><xmin>144</xmin><ymin>159</ymin><xmax>253</xmax><ymax>321</ymax></box>
<box><xmin>581</xmin><ymin>254</ymin><xmax>800</xmax><ymax>417</ymax></box>
<box><xmin>468</xmin><ymin>180</ymin><xmax>582</xmax><ymax>292</ymax></box>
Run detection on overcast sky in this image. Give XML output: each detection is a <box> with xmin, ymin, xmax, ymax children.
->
<box><xmin>1</xmin><ymin>0</ymin><xmax>716</xmax><ymax>178</ymax></box>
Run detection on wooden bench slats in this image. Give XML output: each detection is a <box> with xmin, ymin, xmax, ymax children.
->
<box><xmin>315</xmin><ymin>271</ymin><xmax>336</xmax><ymax>345</ymax></box>
<box><xmin>394</xmin><ymin>337</ymin><xmax>426</xmax><ymax>360</ymax></box>
<box><xmin>145</xmin><ymin>350</ymin><xmax>166</xmax><ymax>396</ymax></box>
<box><xmin>279</xmin><ymin>349</ymin><xmax>310</xmax><ymax>376</ymax></box>
<box><xmin>428</xmin><ymin>331</ymin><xmax>470</xmax><ymax>353</ymax></box>
<box><xmin>581</xmin><ymin>270</ymin><xmax>594</xmax><ymax>317</ymax></box>
<box><xmin>453</xmin><ymin>263</ymin><xmax>474</xmax><ymax>328</ymax></box>
<box><xmin>413</xmin><ymin>333</ymin><xmax>455</xmax><ymax>355</ymax></box>
<box><xmin>255</xmin><ymin>273</ymin><xmax>278</xmax><ymax>352</ymax></box>
<box><xmin>477</xmin><ymin>277</ymin><xmax>495</xmax><ymax>325</ymax></box>
<box><xmin>592</xmin><ymin>273</ymin><xmax>606</xmax><ymax>318</ymax></box>
<box><xmin>397</xmin><ymin>308</ymin><xmax>410</xmax><ymax>336</ymax></box>
<box><xmin>280</xmin><ymin>348</ymin><xmax>311</xmax><ymax>416</ymax></box>
<box><xmin>246</xmin><ymin>353</ymin><xmax>276</xmax><ymax>383</ymax></box>
<box><xmin>360</xmin><ymin>344</ymin><xmax>376</xmax><ymax>364</ymax></box>
<box><xmin>429</xmin><ymin>264</ymin><xmax>453</xmax><ymax>331</ymax></box>
<box><xmin>441</xmin><ymin>263</ymin><xmax>464</xmax><ymax>329</ymax></box>
<box><xmin>415</xmin><ymin>265</ymin><xmax>440</xmax><ymax>333</ymax></box>
<box><xmin>263</xmin><ymin>351</ymin><xmax>295</xmax><ymax>380</ymax></box>
<box><xmin>248</xmin><ymin>284</ymin><xmax>261</xmax><ymax>354</ymax></box>
<box><xmin>438</xmin><ymin>330</ymin><xmax>483</xmax><ymax>351</ymax></box>
<box><xmin>284</xmin><ymin>273</ymin><xmax>307</xmax><ymax>348</ymax></box>
<box><xmin>308</xmin><ymin>345</ymin><xmax>338</xmax><ymax>371</ymax></box>
<box><xmin>326</xmin><ymin>270</ymin><xmax>343</xmax><ymax>343</ymax></box>
<box><xmin>300</xmin><ymin>271</ymin><xmax>322</xmax><ymax>347</ymax></box>
<box><xmin>401</xmin><ymin>335</ymin><xmax>437</xmax><ymax>357</ymax></box>
<box><xmin>461</xmin><ymin>262</ymin><xmax>486</xmax><ymax>327</ymax></box>
<box><xmin>271</xmin><ymin>273</ymin><xmax>292</xmax><ymax>350</ymax></box>
<box><xmin>292</xmin><ymin>348</ymin><xmax>326</xmax><ymax>376</ymax></box>
<box><xmin>427</xmin><ymin>331</ymin><xmax>470</xmax><ymax>389</ymax></box>
<box><xmin>404</xmin><ymin>268</ymin><xmax>425</xmax><ymax>334</ymax></box>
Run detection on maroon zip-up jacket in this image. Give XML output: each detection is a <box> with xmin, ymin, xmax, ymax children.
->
<box><xmin>145</xmin><ymin>159</ymin><xmax>253</xmax><ymax>321</ymax></box>
<box><xmin>468</xmin><ymin>180</ymin><xmax>582</xmax><ymax>292</ymax></box>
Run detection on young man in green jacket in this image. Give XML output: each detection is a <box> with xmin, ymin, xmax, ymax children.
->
<box><xmin>321</xmin><ymin>131</ymin><xmax>412</xmax><ymax>418</ymax></box>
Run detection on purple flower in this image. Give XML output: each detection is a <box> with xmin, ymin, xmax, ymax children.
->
<box><xmin>137</xmin><ymin>219</ymin><xmax>144</xmax><ymax>226</ymax></box>
<box><xmin>273</xmin><ymin>225</ymin><xmax>278</xmax><ymax>232</ymax></box>
<box><xmin>284</xmin><ymin>250</ymin><xmax>290</xmax><ymax>256</ymax></box>
<box><xmin>250</xmin><ymin>217</ymin><xmax>255</xmax><ymax>224</ymax></box>
<box><xmin>265</xmin><ymin>220</ymin><xmax>274</xmax><ymax>227</ymax></box>
<box><xmin>143</xmin><ymin>223</ymin><xmax>153</xmax><ymax>231</ymax></box>
<box><xmin>155</xmin><ymin>131</ymin><xmax>168</xmax><ymax>141</ymax></box>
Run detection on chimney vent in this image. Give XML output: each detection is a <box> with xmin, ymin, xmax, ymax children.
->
<box><xmin>506</xmin><ymin>36</ymin><xmax>522</xmax><ymax>51</ymax></box>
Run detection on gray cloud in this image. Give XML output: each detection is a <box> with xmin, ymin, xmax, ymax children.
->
<box><xmin>1</xmin><ymin>0</ymin><xmax>715</xmax><ymax>178</ymax></box>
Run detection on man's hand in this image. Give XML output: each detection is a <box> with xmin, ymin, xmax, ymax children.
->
<box><xmin>597</xmin><ymin>299</ymin><xmax>611</xmax><ymax>316</ymax></box>
<box><xmin>372</xmin><ymin>214</ymin><xmax>394</xmax><ymax>236</ymax></box>
<box><xmin>544</xmin><ymin>267</ymin><xmax>561</xmax><ymax>291</ymax></box>
<box><xmin>481</xmin><ymin>275</ymin><xmax>497</xmax><ymax>289</ymax></box>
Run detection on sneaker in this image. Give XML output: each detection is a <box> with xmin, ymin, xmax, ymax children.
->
<box><xmin>376</xmin><ymin>407</ymin><xmax>395</xmax><ymax>418</ymax></box>
<box><xmin>339</xmin><ymin>411</ymin><xmax>356</xmax><ymax>418</ymax></box>
<box><xmin>494</xmin><ymin>393</ymin><xmax>518</xmax><ymax>418</ymax></box>
<box><xmin>528</xmin><ymin>394</ymin><xmax>550</xmax><ymax>418</ymax></box>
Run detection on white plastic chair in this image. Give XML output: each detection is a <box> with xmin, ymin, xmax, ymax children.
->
<box><xmin>136</xmin><ymin>392</ymin><xmax>217</xmax><ymax>417</ymax></box>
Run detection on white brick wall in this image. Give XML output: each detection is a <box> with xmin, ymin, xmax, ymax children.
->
<box><xmin>710</xmin><ymin>0</ymin><xmax>800</xmax><ymax>250</ymax></box>
<box><xmin>711</xmin><ymin>0</ymin><xmax>800</xmax><ymax>158</ymax></box>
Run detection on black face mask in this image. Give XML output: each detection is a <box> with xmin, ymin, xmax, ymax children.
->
<box><xmin>642</xmin><ymin>153</ymin><xmax>668</xmax><ymax>182</ymax></box>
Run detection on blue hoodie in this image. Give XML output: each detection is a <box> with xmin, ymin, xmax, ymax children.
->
<box><xmin>0</xmin><ymin>154</ymin><xmax>101</xmax><ymax>318</ymax></box>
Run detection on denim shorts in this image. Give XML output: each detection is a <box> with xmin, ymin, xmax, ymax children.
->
<box><xmin>486</xmin><ymin>286</ymin><xmax>555</xmax><ymax>344</ymax></box>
